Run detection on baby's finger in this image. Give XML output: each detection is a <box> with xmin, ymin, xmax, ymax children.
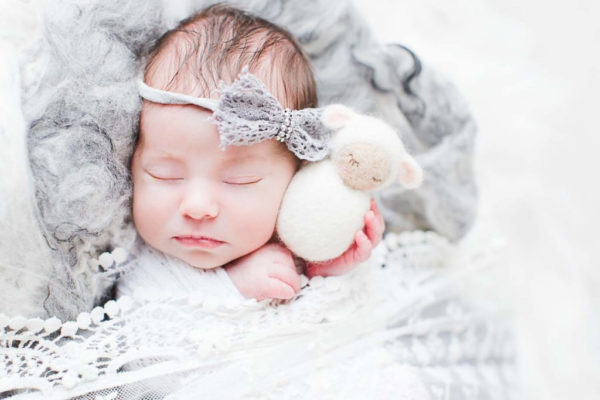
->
<box><xmin>269</xmin><ymin>265</ymin><xmax>302</xmax><ymax>293</ymax></box>
<box><xmin>265</xmin><ymin>243</ymin><xmax>295</xmax><ymax>267</ymax></box>
<box><xmin>370</xmin><ymin>198</ymin><xmax>385</xmax><ymax>226</ymax></box>
<box><xmin>308</xmin><ymin>231</ymin><xmax>372</xmax><ymax>277</ymax></box>
<box><xmin>306</xmin><ymin>261</ymin><xmax>353</xmax><ymax>278</ymax></box>
<box><xmin>260</xmin><ymin>279</ymin><xmax>296</xmax><ymax>300</ymax></box>
<box><xmin>354</xmin><ymin>230</ymin><xmax>373</xmax><ymax>261</ymax></box>
<box><xmin>370</xmin><ymin>197</ymin><xmax>378</xmax><ymax>211</ymax></box>
<box><xmin>363</xmin><ymin>211</ymin><xmax>377</xmax><ymax>241</ymax></box>
<box><xmin>364</xmin><ymin>213</ymin><xmax>384</xmax><ymax>247</ymax></box>
<box><xmin>365</xmin><ymin>208</ymin><xmax>385</xmax><ymax>247</ymax></box>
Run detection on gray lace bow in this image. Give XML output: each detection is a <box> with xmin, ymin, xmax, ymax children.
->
<box><xmin>212</xmin><ymin>68</ymin><xmax>330</xmax><ymax>161</ymax></box>
<box><xmin>138</xmin><ymin>68</ymin><xmax>331</xmax><ymax>161</ymax></box>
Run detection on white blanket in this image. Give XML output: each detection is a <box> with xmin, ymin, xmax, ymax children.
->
<box><xmin>0</xmin><ymin>231</ymin><xmax>515</xmax><ymax>399</ymax></box>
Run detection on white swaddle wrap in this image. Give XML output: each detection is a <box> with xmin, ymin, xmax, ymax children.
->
<box><xmin>117</xmin><ymin>245</ymin><xmax>245</xmax><ymax>303</ymax></box>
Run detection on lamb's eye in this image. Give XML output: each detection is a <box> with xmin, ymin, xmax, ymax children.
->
<box><xmin>347</xmin><ymin>153</ymin><xmax>360</xmax><ymax>167</ymax></box>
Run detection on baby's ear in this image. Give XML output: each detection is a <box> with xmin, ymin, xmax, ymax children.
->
<box><xmin>397</xmin><ymin>155</ymin><xmax>424</xmax><ymax>189</ymax></box>
<box><xmin>321</xmin><ymin>104</ymin><xmax>355</xmax><ymax>130</ymax></box>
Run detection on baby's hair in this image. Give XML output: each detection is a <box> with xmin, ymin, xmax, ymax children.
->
<box><xmin>144</xmin><ymin>3</ymin><xmax>317</xmax><ymax>110</ymax></box>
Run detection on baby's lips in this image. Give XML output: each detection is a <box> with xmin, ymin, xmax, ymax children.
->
<box><xmin>174</xmin><ymin>235</ymin><xmax>225</xmax><ymax>248</ymax></box>
<box><xmin>175</xmin><ymin>233</ymin><xmax>225</xmax><ymax>242</ymax></box>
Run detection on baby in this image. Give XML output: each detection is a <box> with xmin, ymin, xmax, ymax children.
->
<box><xmin>118</xmin><ymin>4</ymin><xmax>384</xmax><ymax>302</ymax></box>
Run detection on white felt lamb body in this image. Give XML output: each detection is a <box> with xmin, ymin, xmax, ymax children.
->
<box><xmin>277</xmin><ymin>104</ymin><xmax>423</xmax><ymax>262</ymax></box>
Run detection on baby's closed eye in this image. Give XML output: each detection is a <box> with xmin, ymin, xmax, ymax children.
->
<box><xmin>222</xmin><ymin>175</ymin><xmax>263</xmax><ymax>185</ymax></box>
<box><xmin>145</xmin><ymin>168</ymin><xmax>184</xmax><ymax>181</ymax></box>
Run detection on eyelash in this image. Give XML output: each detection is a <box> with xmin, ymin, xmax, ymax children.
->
<box><xmin>145</xmin><ymin>170</ymin><xmax>261</xmax><ymax>185</ymax></box>
<box><xmin>147</xmin><ymin>172</ymin><xmax>183</xmax><ymax>181</ymax></box>
<box><xmin>223</xmin><ymin>178</ymin><xmax>262</xmax><ymax>185</ymax></box>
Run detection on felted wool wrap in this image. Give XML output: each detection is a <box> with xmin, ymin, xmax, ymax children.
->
<box><xmin>1</xmin><ymin>0</ymin><xmax>478</xmax><ymax>319</ymax></box>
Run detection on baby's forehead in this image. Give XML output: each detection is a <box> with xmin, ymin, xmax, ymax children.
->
<box><xmin>222</xmin><ymin>146</ymin><xmax>284</xmax><ymax>166</ymax></box>
<box><xmin>139</xmin><ymin>113</ymin><xmax>291</xmax><ymax>166</ymax></box>
<box><xmin>230</xmin><ymin>140</ymin><xmax>298</xmax><ymax>171</ymax></box>
<box><xmin>142</xmin><ymin>141</ymin><xmax>293</xmax><ymax>174</ymax></box>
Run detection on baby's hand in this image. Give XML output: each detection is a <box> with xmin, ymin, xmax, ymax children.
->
<box><xmin>306</xmin><ymin>198</ymin><xmax>385</xmax><ymax>278</ymax></box>
<box><xmin>225</xmin><ymin>243</ymin><xmax>302</xmax><ymax>301</ymax></box>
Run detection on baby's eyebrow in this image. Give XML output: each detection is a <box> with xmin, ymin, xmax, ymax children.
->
<box><xmin>222</xmin><ymin>153</ymin><xmax>266</xmax><ymax>166</ymax></box>
<box><xmin>141</xmin><ymin>148</ymin><xmax>181</xmax><ymax>162</ymax></box>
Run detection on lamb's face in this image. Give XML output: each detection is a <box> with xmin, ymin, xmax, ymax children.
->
<box><xmin>327</xmin><ymin>111</ymin><xmax>403</xmax><ymax>191</ymax></box>
<box><xmin>333</xmin><ymin>142</ymin><xmax>392</xmax><ymax>190</ymax></box>
<box><xmin>322</xmin><ymin>104</ymin><xmax>423</xmax><ymax>192</ymax></box>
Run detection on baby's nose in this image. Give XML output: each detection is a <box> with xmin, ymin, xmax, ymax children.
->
<box><xmin>179</xmin><ymin>184</ymin><xmax>219</xmax><ymax>220</ymax></box>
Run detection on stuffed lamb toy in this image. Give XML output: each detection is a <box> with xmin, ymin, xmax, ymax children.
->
<box><xmin>277</xmin><ymin>104</ymin><xmax>423</xmax><ymax>262</ymax></box>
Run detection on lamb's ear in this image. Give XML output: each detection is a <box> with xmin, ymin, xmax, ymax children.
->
<box><xmin>321</xmin><ymin>104</ymin><xmax>355</xmax><ymax>130</ymax></box>
<box><xmin>397</xmin><ymin>155</ymin><xmax>423</xmax><ymax>189</ymax></box>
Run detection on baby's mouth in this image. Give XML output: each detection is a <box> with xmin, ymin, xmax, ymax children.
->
<box><xmin>174</xmin><ymin>235</ymin><xmax>225</xmax><ymax>249</ymax></box>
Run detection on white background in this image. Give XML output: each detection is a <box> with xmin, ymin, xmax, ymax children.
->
<box><xmin>1</xmin><ymin>0</ymin><xmax>599</xmax><ymax>398</ymax></box>
<box><xmin>353</xmin><ymin>0</ymin><xmax>600</xmax><ymax>398</ymax></box>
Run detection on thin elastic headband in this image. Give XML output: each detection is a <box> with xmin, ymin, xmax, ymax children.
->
<box><xmin>137</xmin><ymin>68</ymin><xmax>332</xmax><ymax>161</ymax></box>
<box><xmin>137</xmin><ymin>81</ymin><xmax>218</xmax><ymax>111</ymax></box>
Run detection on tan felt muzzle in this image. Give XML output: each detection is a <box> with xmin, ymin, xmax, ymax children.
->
<box><xmin>333</xmin><ymin>143</ymin><xmax>391</xmax><ymax>191</ymax></box>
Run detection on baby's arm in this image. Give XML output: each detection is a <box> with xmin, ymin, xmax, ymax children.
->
<box><xmin>305</xmin><ymin>198</ymin><xmax>385</xmax><ymax>278</ymax></box>
<box><xmin>225</xmin><ymin>243</ymin><xmax>302</xmax><ymax>301</ymax></box>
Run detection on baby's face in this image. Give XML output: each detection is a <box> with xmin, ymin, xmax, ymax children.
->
<box><xmin>132</xmin><ymin>102</ymin><xmax>297</xmax><ymax>269</ymax></box>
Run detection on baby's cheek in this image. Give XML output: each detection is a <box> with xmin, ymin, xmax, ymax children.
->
<box><xmin>132</xmin><ymin>184</ymin><xmax>171</xmax><ymax>242</ymax></box>
<box><xmin>132</xmin><ymin>191</ymin><xmax>156</xmax><ymax>240</ymax></box>
<box><xmin>232</xmin><ymin>194</ymin><xmax>279</xmax><ymax>245</ymax></box>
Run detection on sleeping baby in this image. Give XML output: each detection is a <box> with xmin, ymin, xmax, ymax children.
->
<box><xmin>117</xmin><ymin>4</ymin><xmax>385</xmax><ymax>302</ymax></box>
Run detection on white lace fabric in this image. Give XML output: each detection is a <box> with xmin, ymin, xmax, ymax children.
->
<box><xmin>0</xmin><ymin>232</ymin><xmax>515</xmax><ymax>399</ymax></box>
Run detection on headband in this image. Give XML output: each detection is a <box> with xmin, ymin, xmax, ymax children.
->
<box><xmin>138</xmin><ymin>68</ymin><xmax>331</xmax><ymax>161</ymax></box>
